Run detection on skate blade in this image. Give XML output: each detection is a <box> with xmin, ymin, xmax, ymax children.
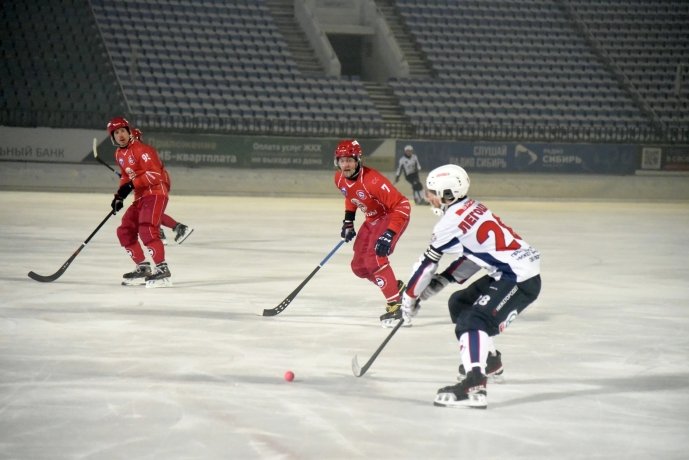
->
<box><xmin>457</xmin><ymin>372</ymin><xmax>504</xmax><ymax>384</ymax></box>
<box><xmin>122</xmin><ymin>279</ymin><xmax>147</xmax><ymax>286</ymax></box>
<box><xmin>176</xmin><ymin>228</ymin><xmax>194</xmax><ymax>244</ymax></box>
<box><xmin>433</xmin><ymin>392</ymin><xmax>487</xmax><ymax>409</ymax></box>
<box><xmin>145</xmin><ymin>278</ymin><xmax>173</xmax><ymax>288</ymax></box>
<box><xmin>380</xmin><ymin>319</ymin><xmax>412</xmax><ymax>329</ymax></box>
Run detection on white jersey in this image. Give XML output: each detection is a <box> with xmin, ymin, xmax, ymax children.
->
<box><xmin>431</xmin><ymin>198</ymin><xmax>540</xmax><ymax>282</ymax></box>
<box><xmin>405</xmin><ymin>197</ymin><xmax>540</xmax><ymax>299</ymax></box>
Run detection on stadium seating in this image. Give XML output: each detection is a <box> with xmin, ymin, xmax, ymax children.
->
<box><xmin>1</xmin><ymin>0</ymin><xmax>686</xmax><ymax>142</ymax></box>
<box><xmin>389</xmin><ymin>0</ymin><xmax>655</xmax><ymax>140</ymax></box>
<box><xmin>90</xmin><ymin>0</ymin><xmax>382</xmax><ymax>134</ymax></box>
<box><xmin>568</xmin><ymin>0</ymin><xmax>689</xmax><ymax>127</ymax></box>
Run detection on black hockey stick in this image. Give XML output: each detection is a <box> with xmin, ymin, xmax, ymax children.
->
<box><xmin>262</xmin><ymin>239</ymin><xmax>346</xmax><ymax>317</ymax></box>
<box><xmin>352</xmin><ymin>318</ymin><xmax>405</xmax><ymax>377</ymax></box>
<box><xmin>93</xmin><ymin>137</ymin><xmax>121</xmax><ymax>177</ymax></box>
<box><xmin>28</xmin><ymin>211</ymin><xmax>115</xmax><ymax>282</ymax></box>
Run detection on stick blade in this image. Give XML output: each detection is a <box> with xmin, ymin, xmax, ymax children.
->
<box><xmin>27</xmin><ymin>270</ymin><xmax>60</xmax><ymax>283</ymax></box>
<box><xmin>351</xmin><ymin>354</ymin><xmax>363</xmax><ymax>377</ymax></box>
<box><xmin>262</xmin><ymin>297</ymin><xmax>293</xmax><ymax>317</ymax></box>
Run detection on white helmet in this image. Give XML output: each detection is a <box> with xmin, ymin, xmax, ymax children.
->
<box><xmin>426</xmin><ymin>164</ymin><xmax>470</xmax><ymax>211</ymax></box>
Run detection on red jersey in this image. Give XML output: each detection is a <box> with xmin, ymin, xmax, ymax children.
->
<box><xmin>334</xmin><ymin>166</ymin><xmax>411</xmax><ymax>234</ymax></box>
<box><xmin>115</xmin><ymin>139</ymin><xmax>169</xmax><ymax>201</ymax></box>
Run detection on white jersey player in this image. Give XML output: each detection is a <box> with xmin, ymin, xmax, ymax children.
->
<box><xmin>400</xmin><ymin>164</ymin><xmax>542</xmax><ymax>409</ymax></box>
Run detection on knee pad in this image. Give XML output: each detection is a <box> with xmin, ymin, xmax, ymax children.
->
<box><xmin>116</xmin><ymin>225</ymin><xmax>137</xmax><ymax>247</ymax></box>
<box><xmin>454</xmin><ymin>309</ymin><xmax>495</xmax><ymax>340</ymax></box>
<box><xmin>351</xmin><ymin>262</ymin><xmax>370</xmax><ymax>279</ymax></box>
<box><xmin>139</xmin><ymin>223</ymin><xmax>158</xmax><ymax>246</ymax></box>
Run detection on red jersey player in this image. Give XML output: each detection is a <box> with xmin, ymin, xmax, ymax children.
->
<box><xmin>130</xmin><ymin>128</ymin><xmax>193</xmax><ymax>245</ymax></box>
<box><xmin>107</xmin><ymin>116</ymin><xmax>172</xmax><ymax>288</ymax></box>
<box><xmin>334</xmin><ymin>139</ymin><xmax>412</xmax><ymax>327</ymax></box>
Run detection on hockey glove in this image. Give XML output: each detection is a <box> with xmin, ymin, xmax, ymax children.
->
<box><xmin>420</xmin><ymin>273</ymin><xmax>453</xmax><ymax>301</ymax></box>
<box><xmin>341</xmin><ymin>220</ymin><xmax>356</xmax><ymax>242</ymax></box>
<box><xmin>401</xmin><ymin>292</ymin><xmax>421</xmax><ymax>318</ymax></box>
<box><xmin>111</xmin><ymin>195</ymin><xmax>124</xmax><ymax>214</ymax></box>
<box><xmin>116</xmin><ymin>181</ymin><xmax>134</xmax><ymax>200</ymax></box>
<box><xmin>374</xmin><ymin>229</ymin><xmax>396</xmax><ymax>257</ymax></box>
<box><xmin>111</xmin><ymin>182</ymin><xmax>133</xmax><ymax>215</ymax></box>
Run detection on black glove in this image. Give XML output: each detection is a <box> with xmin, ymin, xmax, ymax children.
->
<box><xmin>116</xmin><ymin>181</ymin><xmax>134</xmax><ymax>199</ymax></box>
<box><xmin>394</xmin><ymin>175</ymin><xmax>400</xmax><ymax>184</ymax></box>
<box><xmin>111</xmin><ymin>195</ymin><xmax>124</xmax><ymax>214</ymax></box>
<box><xmin>375</xmin><ymin>229</ymin><xmax>396</xmax><ymax>256</ymax></box>
<box><xmin>341</xmin><ymin>220</ymin><xmax>356</xmax><ymax>242</ymax></box>
<box><xmin>111</xmin><ymin>182</ymin><xmax>133</xmax><ymax>214</ymax></box>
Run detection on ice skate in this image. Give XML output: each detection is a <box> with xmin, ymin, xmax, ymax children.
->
<box><xmin>145</xmin><ymin>262</ymin><xmax>172</xmax><ymax>288</ymax></box>
<box><xmin>380</xmin><ymin>281</ymin><xmax>412</xmax><ymax>328</ymax></box>
<box><xmin>160</xmin><ymin>228</ymin><xmax>168</xmax><ymax>246</ymax></box>
<box><xmin>173</xmin><ymin>223</ymin><xmax>193</xmax><ymax>244</ymax></box>
<box><xmin>434</xmin><ymin>368</ymin><xmax>487</xmax><ymax>409</ymax></box>
<box><xmin>458</xmin><ymin>350</ymin><xmax>504</xmax><ymax>383</ymax></box>
<box><xmin>121</xmin><ymin>262</ymin><xmax>152</xmax><ymax>286</ymax></box>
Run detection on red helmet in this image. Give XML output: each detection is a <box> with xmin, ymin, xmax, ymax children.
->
<box><xmin>334</xmin><ymin>139</ymin><xmax>363</xmax><ymax>167</ymax></box>
<box><xmin>107</xmin><ymin>116</ymin><xmax>130</xmax><ymax>137</ymax></box>
<box><xmin>131</xmin><ymin>127</ymin><xmax>142</xmax><ymax>140</ymax></box>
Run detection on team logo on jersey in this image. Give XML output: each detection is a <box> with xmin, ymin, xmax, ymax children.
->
<box><xmin>128</xmin><ymin>155</ymin><xmax>135</xmax><ymax>165</ymax></box>
<box><xmin>339</xmin><ymin>187</ymin><xmax>347</xmax><ymax>196</ymax></box>
<box><xmin>119</xmin><ymin>158</ymin><xmax>124</xmax><ymax>166</ymax></box>
<box><xmin>356</xmin><ymin>190</ymin><xmax>367</xmax><ymax>200</ymax></box>
<box><xmin>374</xmin><ymin>276</ymin><xmax>386</xmax><ymax>288</ymax></box>
<box><xmin>351</xmin><ymin>198</ymin><xmax>368</xmax><ymax>213</ymax></box>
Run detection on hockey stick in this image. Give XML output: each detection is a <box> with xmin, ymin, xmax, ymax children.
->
<box><xmin>28</xmin><ymin>211</ymin><xmax>115</xmax><ymax>282</ymax></box>
<box><xmin>352</xmin><ymin>318</ymin><xmax>405</xmax><ymax>377</ymax></box>
<box><xmin>262</xmin><ymin>239</ymin><xmax>346</xmax><ymax>317</ymax></box>
<box><xmin>93</xmin><ymin>137</ymin><xmax>121</xmax><ymax>177</ymax></box>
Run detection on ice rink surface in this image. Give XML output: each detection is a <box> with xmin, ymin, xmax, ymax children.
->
<box><xmin>1</xmin><ymin>191</ymin><xmax>688</xmax><ymax>460</ymax></box>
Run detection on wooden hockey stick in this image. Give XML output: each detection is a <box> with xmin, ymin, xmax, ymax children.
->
<box><xmin>352</xmin><ymin>318</ymin><xmax>405</xmax><ymax>377</ymax></box>
<box><xmin>28</xmin><ymin>211</ymin><xmax>115</xmax><ymax>282</ymax></box>
<box><xmin>262</xmin><ymin>239</ymin><xmax>346</xmax><ymax>317</ymax></box>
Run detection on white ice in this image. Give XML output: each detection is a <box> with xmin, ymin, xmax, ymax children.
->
<box><xmin>1</xmin><ymin>191</ymin><xmax>688</xmax><ymax>460</ymax></box>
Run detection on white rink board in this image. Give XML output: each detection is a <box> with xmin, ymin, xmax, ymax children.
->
<box><xmin>1</xmin><ymin>192</ymin><xmax>688</xmax><ymax>460</ymax></box>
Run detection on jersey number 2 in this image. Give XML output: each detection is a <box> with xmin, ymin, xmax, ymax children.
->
<box><xmin>476</xmin><ymin>216</ymin><xmax>522</xmax><ymax>251</ymax></box>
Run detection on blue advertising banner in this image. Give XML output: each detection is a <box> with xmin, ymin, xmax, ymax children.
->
<box><xmin>396</xmin><ymin>141</ymin><xmax>639</xmax><ymax>175</ymax></box>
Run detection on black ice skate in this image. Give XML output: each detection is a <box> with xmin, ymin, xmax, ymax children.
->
<box><xmin>173</xmin><ymin>223</ymin><xmax>194</xmax><ymax>244</ymax></box>
<box><xmin>458</xmin><ymin>350</ymin><xmax>504</xmax><ymax>383</ymax></box>
<box><xmin>380</xmin><ymin>281</ymin><xmax>412</xmax><ymax>328</ymax></box>
<box><xmin>434</xmin><ymin>367</ymin><xmax>488</xmax><ymax>409</ymax></box>
<box><xmin>145</xmin><ymin>262</ymin><xmax>172</xmax><ymax>288</ymax></box>
<box><xmin>122</xmin><ymin>262</ymin><xmax>152</xmax><ymax>286</ymax></box>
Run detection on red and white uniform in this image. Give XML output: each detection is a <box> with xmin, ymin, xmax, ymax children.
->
<box><xmin>335</xmin><ymin>166</ymin><xmax>411</xmax><ymax>301</ymax></box>
<box><xmin>114</xmin><ymin>139</ymin><xmax>169</xmax><ymax>265</ymax></box>
<box><xmin>115</xmin><ymin>139</ymin><xmax>168</xmax><ymax>201</ymax></box>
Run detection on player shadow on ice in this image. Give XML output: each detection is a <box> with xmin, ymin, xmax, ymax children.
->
<box><xmin>17</xmin><ymin>305</ymin><xmax>258</xmax><ymax>321</ymax></box>
<box><xmin>489</xmin><ymin>372</ymin><xmax>689</xmax><ymax>409</ymax></box>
